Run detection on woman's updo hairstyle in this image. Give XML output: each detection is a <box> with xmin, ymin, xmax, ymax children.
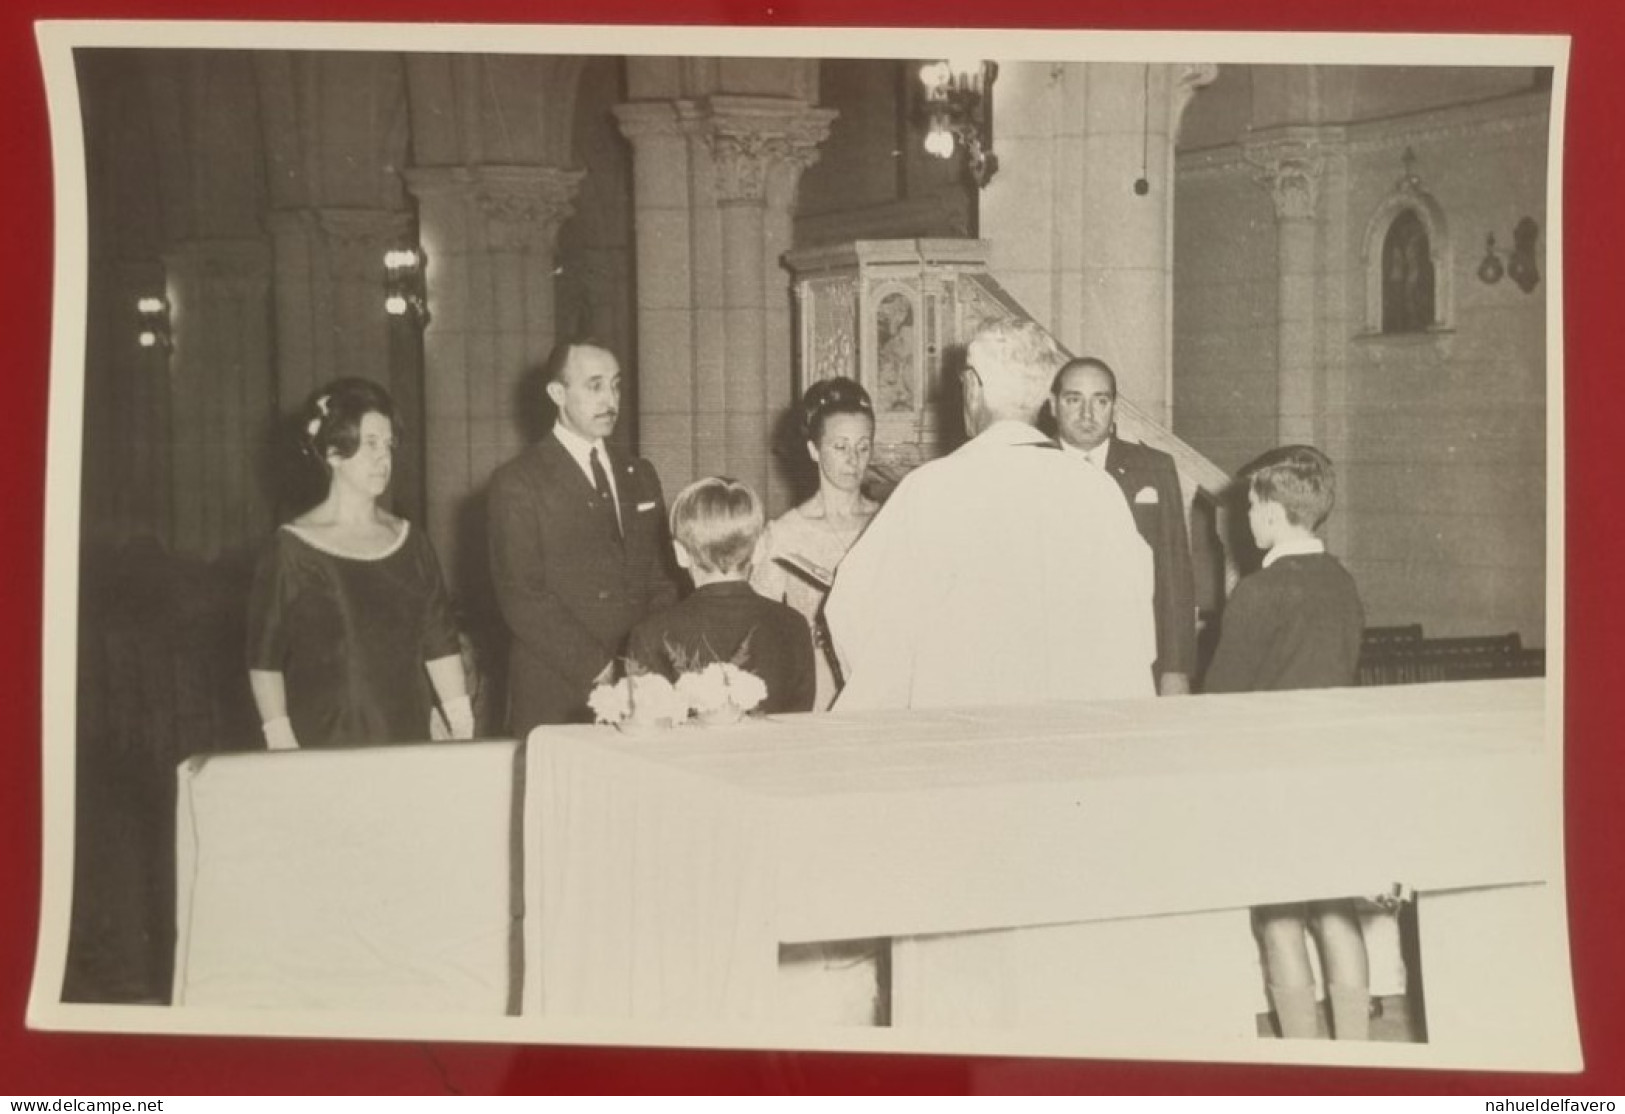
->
<box><xmin>801</xmin><ymin>376</ymin><xmax>874</xmax><ymax>445</ymax></box>
<box><xmin>300</xmin><ymin>377</ymin><xmax>398</xmax><ymax>466</ymax></box>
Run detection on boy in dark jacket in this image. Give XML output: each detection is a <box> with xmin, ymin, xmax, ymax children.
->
<box><xmin>628</xmin><ymin>477</ymin><xmax>816</xmax><ymax>715</ymax></box>
<box><xmin>1206</xmin><ymin>445</ymin><xmax>1370</xmax><ymax>1040</ymax></box>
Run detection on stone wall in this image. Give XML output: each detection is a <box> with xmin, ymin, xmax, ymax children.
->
<box><xmin>1339</xmin><ymin>97</ymin><xmax>1549</xmax><ymax>642</ymax></box>
<box><xmin>1174</xmin><ymin>68</ymin><xmax>1550</xmax><ymax>644</ymax></box>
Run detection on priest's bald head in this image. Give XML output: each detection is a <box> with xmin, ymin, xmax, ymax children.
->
<box><xmin>961</xmin><ymin>319</ymin><xmax>1069</xmax><ymax>436</ymax></box>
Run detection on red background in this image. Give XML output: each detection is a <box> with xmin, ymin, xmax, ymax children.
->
<box><xmin>3</xmin><ymin>0</ymin><xmax>1620</xmax><ymax>1096</ymax></box>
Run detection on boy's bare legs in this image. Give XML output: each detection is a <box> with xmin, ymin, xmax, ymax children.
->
<box><xmin>1313</xmin><ymin>898</ymin><xmax>1372</xmax><ymax>1040</ymax></box>
<box><xmin>1257</xmin><ymin>903</ymin><xmax>1323</xmax><ymax>1038</ymax></box>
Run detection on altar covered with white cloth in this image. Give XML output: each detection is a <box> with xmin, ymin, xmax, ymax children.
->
<box><xmin>171</xmin><ymin>679</ymin><xmax>1575</xmax><ymax>1064</ymax></box>
<box><xmin>173</xmin><ymin>740</ymin><xmax>527</xmax><ymax>1014</ymax></box>
<box><xmin>528</xmin><ymin>678</ymin><xmax>1570</xmax><ymax>1056</ymax></box>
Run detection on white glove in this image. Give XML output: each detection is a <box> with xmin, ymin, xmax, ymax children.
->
<box><xmin>432</xmin><ymin>695</ymin><xmax>476</xmax><ymax>741</ymax></box>
<box><xmin>445</xmin><ymin>694</ymin><xmax>475</xmax><ymax>740</ymax></box>
<box><xmin>262</xmin><ymin>716</ymin><xmax>298</xmax><ymax>751</ymax></box>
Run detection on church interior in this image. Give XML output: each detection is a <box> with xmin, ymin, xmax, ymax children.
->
<box><xmin>63</xmin><ymin>47</ymin><xmax>1552</xmax><ymax>1008</ymax></box>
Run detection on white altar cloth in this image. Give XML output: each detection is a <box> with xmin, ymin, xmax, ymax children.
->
<box><xmin>167</xmin><ymin>680</ymin><xmax>1568</xmax><ymax>1058</ymax></box>
<box><xmin>173</xmin><ymin>740</ymin><xmax>524</xmax><ymax>1014</ymax></box>
<box><xmin>531</xmin><ymin>680</ymin><xmax>1553</xmax><ymax>1034</ymax></box>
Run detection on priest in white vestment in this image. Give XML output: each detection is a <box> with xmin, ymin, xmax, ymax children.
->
<box><xmin>826</xmin><ymin>319</ymin><xmax>1157</xmax><ymax>712</ymax></box>
<box><xmin>821</xmin><ymin>320</ymin><xmax>1176</xmax><ymax>1033</ymax></box>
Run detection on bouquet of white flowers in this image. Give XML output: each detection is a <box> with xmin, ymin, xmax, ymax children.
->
<box><xmin>676</xmin><ymin>662</ymin><xmax>770</xmax><ymax>726</ymax></box>
<box><xmin>588</xmin><ymin>644</ymin><xmax>769</xmax><ymax>730</ymax></box>
<box><xmin>588</xmin><ymin>670</ymin><xmax>688</xmax><ymax>730</ymax></box>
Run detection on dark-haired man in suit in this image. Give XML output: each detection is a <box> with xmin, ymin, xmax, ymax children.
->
<box><xmin>489</xmin><ymin>342</ymin><xmax>681</xmax><ymax>734</ymax></box>
<box><xmin>1051</xmin><ymin>356</ymin><xmax>1197</xmax><ymax>695</ymax></box>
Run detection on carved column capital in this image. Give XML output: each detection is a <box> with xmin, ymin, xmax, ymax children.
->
<box><xmin>404</xmin><ymin>164</ymin><xmax>585</xmax><ymax>251</ymax></box>
<box><xmin>326</xmin><ymin>209</ymin><xmax>414</xmax><ymax>281</ymax></box>
<box><xmin>263</xmin><ymin>206</ymin><xmax>317</xmax><ymax>241</ymax></box>
<box><xmin>709</xmin><ymin>129</ymin><xmax>780</xmax><ymax>205</ymax></box>
<box><xmin>686</xmin><ymin>96</ymin><xmax>837</xmax><ymax>205</ymax></box>
<box><xmin>471</xmin><ymin>166</ymin><xmax>585</xmax><ymax>249</ymax></box>
<box><xmin>318</xmin><ymin>207</ymin><xmax>413</xmax><ymax>248</ymax></box>
<box><xmin>265</xmin><ymin>207</ymin><xmax>415</xmax><ymax>279</ymax></box>
<box><xmin>611</xmin><ymin>100</ymin><xmax>689</xmax><ymax>144</ymax></box>
<box><xmin>1243</xmin><ymin>131</ymin><xmax>1330</xmax><ymax>222</ymax></box>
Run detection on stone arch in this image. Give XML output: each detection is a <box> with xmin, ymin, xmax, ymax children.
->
<box><xmin>403</xmin><ymin>54</ymin><xmax>587</xmax><ymax>168</ymax></box>
<box><xmin>1361</xmin><ymin>184</ymin><xmax>1452</xmax><ymax>334</ymax></box>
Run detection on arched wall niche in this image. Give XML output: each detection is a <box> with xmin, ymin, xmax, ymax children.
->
<box><xmin>1360</xmin><ymin>180</ymin><xmax>1453</xmax><ymax>335</ymax></box>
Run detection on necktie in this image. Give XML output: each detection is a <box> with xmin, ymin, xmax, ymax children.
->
<box><xmin>590</xmin><ymin>447</ymin><xmax>622</xmax><ymax>540</ymax></box>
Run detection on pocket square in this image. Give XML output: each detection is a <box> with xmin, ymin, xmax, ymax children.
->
<box><xmin>1134</xmin><ymin>486</ymin><xmax>1160</xmax><ymax>505</ymax></box>
<box><xmin>636</xmin><ymin>501</ymin><xmax>657</xmax><ymax>512</ymax></box>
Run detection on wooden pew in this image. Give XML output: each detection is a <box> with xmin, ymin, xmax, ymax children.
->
<box><xmin>1358</xmin><ymin>628</ymin><xmax>1544</xmax><ymax>686</ymax></box>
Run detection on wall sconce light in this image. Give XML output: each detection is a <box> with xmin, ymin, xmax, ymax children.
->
<box><xmin>135</xmin><ymin>295</ymin><xmax>171</xmax><ymax>351</ymax></box>
<box><xmin>1476</xmin><ymin>217</ymin><xmax>1541</xmax><ymax>293</ymax></box>
<box><xmin>383</xmin><ymin>247</ymin><xmax>429</xmax><ymax>322</ymax></box>
<box><xmin>920</xmin><ymin>59</ymin><xmax>999</xmax><ymax>189</ymax></box>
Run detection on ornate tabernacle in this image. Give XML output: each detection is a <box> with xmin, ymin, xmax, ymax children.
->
<box><xmin>784</xmin><ymin>238</ymin><xmax>996</xmax><ymax>477</ymax></box>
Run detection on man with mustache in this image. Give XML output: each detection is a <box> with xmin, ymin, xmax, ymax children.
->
<box><xmin>489</xmin><ymin>341</ymin><xmax>680</xmax><ymax>734</ymax></box>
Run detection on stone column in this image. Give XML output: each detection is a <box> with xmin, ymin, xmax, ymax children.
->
<box><xmin>617</xmin><ymin>96</ymin><xmax>834</xmax><ymax>511</ymax></box>
<box><xmin>1245</xmin><ymin>130</ymin><xmax>1328</xmax><ymax>447</ymax></box>
<box><xmin>402</xmin><ymin>164</ymin><xmax>583</xmax><ymax>597</ymax></box>
<box><xmin>1162</xmin><ymin>65</ymin><xmax>1221</xmax><ymax>425</ymax></box>
<box><xmin>265</xmin><ymin>207</ymin><xmax>414</xmax><ymax>413</ymax></box>
<box><xmin>984</xmin><ymin>63</ymin><xmax>1214</xmax><ymax>425</ymax></box>
<box><xmin>758</xmin><ymin>126</ymin><xmax>810</xmax><ymax>512</ymax></box>
<box><xmin>1315</xmin><ymin>141</ymin><xmax>1353</xmax><ymax>558</ymax></box>
<box><xmin>980</xmin><ymin>62</ymin><xmax>1064</xmax><ymax>341</ymax></box>
<box><xmin>615</xmin><ymin>102</ymin><xmax>702</xmax><ymax>489</ymax></box>
<box><xmin>163</xmin><ymin>238</ymin><xmax>275</xmax><ymax>557</ymax></box>
<box><xmin>707</xmin><ymin>98</ymin><xmax>834</xmax><ymax>508</ymax></box>
<box><xmin>1074</xmin><ymin>64</ymin><xmax>1167</xmax><ymax>422</ymax></box>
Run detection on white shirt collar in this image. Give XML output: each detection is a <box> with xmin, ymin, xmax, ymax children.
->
<box><xmin>552</xmin><ymin>420</ymin><xmax>603</xmax><ymax>461</ymax></box>
<box><xmin>1262</xmin><ymin>536</ymin><xmax>1326</xmax><ymax>568</ymax></box>
<box><xmin>551</xmin><ymin>422</ymin><xmax>617</xmax><ymax>497</ymax></box>
<box><xmin>1059</xmin><ymin>438</ymin><xmax>1111</xmax><ymax>468</ymax></box>
<box><xmin>559</xmin><ymin>418</ymin><xmax>611</xmax><ymax>467</ymax></box>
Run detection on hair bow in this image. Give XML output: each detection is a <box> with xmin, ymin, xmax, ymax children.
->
<box><xmin>306</xmin><ymin>395</ymin><xmax>330</xmax><ymax>439</ymax></box>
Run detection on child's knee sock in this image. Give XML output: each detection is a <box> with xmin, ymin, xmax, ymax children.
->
<box><xmin>1267</xmin><ymin>983</ymin><xmax>1323</xmax><ymax>1039</ymax></box>
<box><xmin>1327</xmin><ymin>984</ymin><xmax>1372</xmax><ymax>1041</ymax></box>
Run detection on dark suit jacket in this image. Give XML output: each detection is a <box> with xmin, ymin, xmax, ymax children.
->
<box><xmin>627</xmin><ymin>581</ymin><xmax>816</xmax><ymax>715</ymax></box>
<box><xmin>1103</xmin><ymin>435</ymin><xmax>1197</xmax><ymax>681</ymax></box>
<box><xmin>488</xmin><ymin>433</ymin><xmax>680</xmax><ymax>733</ymax></box>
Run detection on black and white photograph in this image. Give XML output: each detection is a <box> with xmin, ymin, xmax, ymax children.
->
<box><xmin>29</xmin><ymin>21</ymin><xmax>1574</xmax><ymax>1070</ymax></box>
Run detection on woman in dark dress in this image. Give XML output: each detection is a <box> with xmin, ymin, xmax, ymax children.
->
<box><xmin>247</xmin><ymin>378</ymin><xmax>472</xmax><ymax>749</ymax></box>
